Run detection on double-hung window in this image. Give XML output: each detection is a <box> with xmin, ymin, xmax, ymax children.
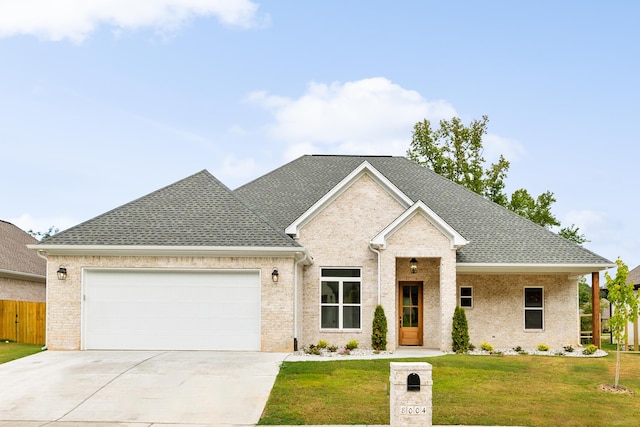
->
<box><xmin>524</xmin><ymin>287</ymin><xmax>544</xmax><ymax>330</ymax></box>
<box><xmin>460</xmin><ymin>286</ymin><xmax>473</xmax><ymax>308</ymax></box>
<box><xmin>320</xmin><ymin>268</ymin><xmax>361</xmax><ymax>330</ymax></box>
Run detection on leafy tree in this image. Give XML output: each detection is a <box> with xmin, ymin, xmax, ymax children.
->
<box><xmin>408</xmin><ymin>116</ymin><xmax>567</xmax><ymax>230</ymax></box>
<box><xmin>28</xmin><ymin>226</ymin><xmax>59</xmax><ymax>241</ymax></box>
<box><xmin>371</xmin><ymin>305</ymin><xmax>388</xmax><ymax>351</ymax></box>
<box><xmin>605</xmin><ymin>258</ymin><xmax>640</xmax><ymax>389</ymax></box>
<box><xmin>578</xmin><ymin>276</ymin><xmax>591</xmax><ymax>309</ymax></box>
<box><xmin>558</xmin><ymin>224</ymin><xmax>589</xmax><ymax>245</ymax></box>
<box><xmin>451</xmin><ymin>306</ymin><xmax>470</xmax><ymax>353</ymax></box>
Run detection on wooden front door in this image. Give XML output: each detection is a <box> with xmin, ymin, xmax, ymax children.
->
<box><xmin>398</xmin><ymin>282</ymin><xmax>423</xmax><ymax>346</ymax></box>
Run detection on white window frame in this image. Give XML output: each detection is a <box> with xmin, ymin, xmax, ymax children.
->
<box><xmin>320</xmin><ymin>268</ymin><xmax>362</xmax><ymax>331</ymax></box>
<box><xmin>459</xmin><ymin>286</ymin><xmax>473</xmax><ymax>308</ymax></box>
<box><xmin>524</xmin><ymin>287</ymin><xmax>544</xmax><ymax>330</ymax></box>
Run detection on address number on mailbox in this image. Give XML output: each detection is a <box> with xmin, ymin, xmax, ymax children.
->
<box><xmin>399</xmin><ymin>406</ymin><xmax>428</xmax><ymax>415</ymax></box>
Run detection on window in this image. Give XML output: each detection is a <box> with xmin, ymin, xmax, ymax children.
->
<box><xmin>320</xmin><ymin>268</ymin><xmax>361</xmax><ymax>329</ymax></box>
<box><xmin>460</xmin><ymin>286</ymin><xmax>473</xmax><ymax>308</ymax></box>
<box><xmin>524</xmin><ymin>287</ymin><xmax>543</xmax><ymax>330</ymax></box>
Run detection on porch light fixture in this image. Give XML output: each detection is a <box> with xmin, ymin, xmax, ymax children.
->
<box><xmin>410</xmin><ymin>258</ymin><xmax>418</xmax><ymax>274</ymax></box>
<box><xmin>271</xmin><ymin>268</ymin><xmax>279</xmax><ymax>283</ymax></box>
<box><xmin>57</xmin><ymin>266</ymin><xmax>67</xmax><ymax>281</ymax></box>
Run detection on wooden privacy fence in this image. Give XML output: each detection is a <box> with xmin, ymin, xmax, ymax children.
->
<box><xmin>0</xmin><ymin>300</ymin><xmax>46</xmax><ymax>345</ymax></box>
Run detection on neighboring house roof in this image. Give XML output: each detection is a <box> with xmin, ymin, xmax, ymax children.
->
<box><xmin>39</xmin><ymin>170</ymin><xmax>300</xmax><ymax>251</ymax></box>
<box><xmin>0</xmin><ymin>220</ymin><xmax>46</xmax><ymax>280</ymax></box>
<box><xmin>235</xmin><ymin>155</ymin><xmax>613</xmax><ymax>269</ymax></box>
<box><xmin>627</xmin><ymin>265</ymin><xmax>640</xmax><ymax>290</ymax></box>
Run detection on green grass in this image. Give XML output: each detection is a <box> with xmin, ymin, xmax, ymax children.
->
<box><xmin>0</xmin><ymin>341</ymin><xmax>43</xmax><ymax>364</ymax></box>
<box><xmin>259</xmin><ymin>353</ymin><xmax>640</xmax><ymax>426</ymax></box>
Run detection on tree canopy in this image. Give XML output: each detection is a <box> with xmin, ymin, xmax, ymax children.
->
<box><xmin>407</xmin><ymin>116</ymin><xmax>585</xmax><ymax>243</ymax></box>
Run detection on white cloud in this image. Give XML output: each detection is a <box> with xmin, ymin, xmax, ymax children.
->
<box><xmin>483</xmin><ymin>133</ymin><xmax>526</xmax><ymax>163</ymax></box>
<box><xmin>9</xmin><ymin>213</ymin><xmax>79</xmax><ymax>236</ymax></box>
<box><xmin>0</xmin><ymin>0</ymin><xmax>267</xmax><ymax>43</ymax></box>
<box><xmin>248</xmin><ymin>77</ymin><xmax>457</xmax><ymax>159</ymax></box>
<box><xmin>215</xmin><ymin>154</ymin><xmax>261</xmax><ymax>187</ymax></box>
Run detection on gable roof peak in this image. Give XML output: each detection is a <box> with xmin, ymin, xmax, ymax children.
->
<box><xmin>284</xmin><ymin>159</ymin><xmax>413</xmax><ymax>238</ymax></box>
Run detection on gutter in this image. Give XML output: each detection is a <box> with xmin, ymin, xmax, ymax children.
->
<box><xmin>293</xmin><ymin>250</ymin><xmax>313</xmax><ymax>351</ymax></box>
<box><xmin>368</xmin><ymin>244</ymin><xmax>382</xmax><ymax>306</ymax></box>
<box><xmin>34</xmin><ymin>250</ymin><xmax>49</xmax><ymax>351</ymax></box>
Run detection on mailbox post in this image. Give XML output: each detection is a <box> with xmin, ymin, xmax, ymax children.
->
<box><xmin>389</xmin><ymin>362</ymin><xmax>432</xmax><ymax>427</ymax></box>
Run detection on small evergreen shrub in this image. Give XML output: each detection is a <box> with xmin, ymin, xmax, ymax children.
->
<box><xmin>317</xmin><ymin>340</ymin><xmax>328</xmax><ymax>349</ymax></box>
<box><xmin>537</xmin><ymin>344</ymin><xmax>550</xmax><ymax>352</ymax></box>
<box><xmin>582</xmin><ymin>344</ymin><xmax>598</xmax><ymax>355</ymax></box>
<box><xmin>451</xmin><ymin>306</ymin><xmax>470</xmax><ymax>353</ymax></box>
<box><xmin>563</xmin><ymin>345</ymin><xmax>574</xmax><ymax>353</ymax></box>
<box><xmin>346</xmin><ymin>340</ymin><xmax>359</xmax><ymax>351</ymax></box>
<box><xmin>327</xmin><ymin>345</ymin><xmax>338</xmax><ymax>352</ymax></box>
<box><xmin>480</xmin><ymin>342</ymin><xmax>494</xmax><ymax>352</ymax></box>
<box><xmin>512</xmin><ymin>346</ymin><xmax>523</xmax><ymax>353</ymax></box>
<box><xmin>371</xmin><ymin>305</ymin><xmax>388</xmax><ymax>351</ymax></box>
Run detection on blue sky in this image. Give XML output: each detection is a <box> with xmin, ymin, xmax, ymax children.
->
<box><xmin>1</xmin><ymin>1</ymin><xmax>638</xmax><ymax>272</ymax></box>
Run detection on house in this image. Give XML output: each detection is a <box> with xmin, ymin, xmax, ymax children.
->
<box><xmin>0</xmin><ymin>220</ymin><xmax>46</xmax><ymax>302</ymax></box>
<box><xmin>31</xmin><ymin>155</ymin><xmax>614</xmax><ymax>352</ymax></box>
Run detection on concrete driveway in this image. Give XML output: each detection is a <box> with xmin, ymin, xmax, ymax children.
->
<box><xmin>0</xmin><ymin>350</ymin><xmax>287</xmax><ymax>427</ymax></box>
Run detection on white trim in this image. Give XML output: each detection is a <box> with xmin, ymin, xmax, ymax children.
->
<box><xmin>285</xmin><ymin>161</ymin><xmax>413</xmax><ymax>238</ymax></box>
<box><xmin>29</xmin><ymin>244</ymin><xmax>312</xmax><ymax>261</ymax></box>
<box><xmin>370</xmin><ymin>200</ymin><xmax>468</xmax><ymax>250</ymax></box>
<box><xmin>456</xmin><ymin>262</ymin><xmax>615</xmax><ymax>274</ymax></box>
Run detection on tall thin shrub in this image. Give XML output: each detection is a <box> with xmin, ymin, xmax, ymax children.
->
<box><xmin>371</xmin><ymin>305</ymin><xmax>388</xmax><ymax>351</ymax></box>
<box><xmin>452</xmin><ymin>305</ymin><xmax>470</xmax><ymax>353</ymax></box>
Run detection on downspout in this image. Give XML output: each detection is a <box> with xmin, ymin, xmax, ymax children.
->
<box><xmin>293</xmin><ymin>250</ymin><xmax>311</xmax><ymax>352</ymax></box>
<box><xmin>368</xmin><ymin>244</ymin><xmax>381</xmax><ymax>305</ymax></box>
<box><xmin>35</xmin><ymin>250</ymin><xmax>49</xmax><ymax>351</ymax></box>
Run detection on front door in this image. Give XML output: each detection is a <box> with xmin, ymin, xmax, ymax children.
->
<box><xmin>398</xmin><ymin>282</ymin><xmax>423</xmax><ymax>346</ymax></box>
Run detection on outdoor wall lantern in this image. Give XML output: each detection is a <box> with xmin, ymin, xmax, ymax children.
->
<box><xmin>271</xmin><ymin>268</ymin><xmax>279</xmax><ymax>283</ymax></box>
<box><xmin>410</xmin><ymin>258</ymin><xmax>418</xmax><ymax>274</ymax></box>
<box><xmin>57</xmin><ymin>266</ymin><xmax>68</xmax><ymax>281</ymax></box>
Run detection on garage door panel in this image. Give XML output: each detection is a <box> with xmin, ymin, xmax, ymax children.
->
<box><xmin>84</xmin><ymin>270</ymin><xmax>260</xmax><ymax>351</ymax></box>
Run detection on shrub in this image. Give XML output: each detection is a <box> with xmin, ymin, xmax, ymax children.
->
<box><xmin>583</xmin><ymin>344</ymin><xmax>598</xmax><ymax>355</ymax></box>
<box><xmin>371</xmin><ymin>305</ymin><xmax>388</xmax><ymax>351</ymax></box>
<box><xmin>304</xmin><ymin>344</ymin><xmax>321</xmax><ymax>355</ymax></box>
<box><xmin>563</xmin><ymin>345</ymin><xmax>574</xmax><ymax>353</ymax></box>
<box><xmin>346</xmin><ymin>340</ymin><xmax>359</xmax><ymax>351</ymax></box>
<box><xmin>469</xmin><ymin>343</ymin><xmax>476</xmax><ymax>351</ymax></box>
<box><xmin>512</xmin><ymin>346</ymin><xmax>523</xmax><ymax>353</ymax></box>
<box><xmin>537</xmin><ymin>344</ymin><xmax>550</xmax><ymax>352</ymax></box>
<box><xmin>327</xmin><ymin>345</ymin><xmax>338</xmax><ymax>352</ymax></box>
<box><xmin>451</xmin><ymin>306</ymin><xmax>470</xmax><ymax>353</ymax></box>
<box><xmin>317</xmin><ymin>340</ymin><xmax>328</xmax><ymax>349</ymax></box>
<box><xmin>480</xmin><ymin>342</ymin><xmax>494</xmax><ymax>352</ymax></box>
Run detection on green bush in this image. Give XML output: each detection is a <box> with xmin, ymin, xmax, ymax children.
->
<box><xmin>480</xmin><ymin>341</ymin><xmax>494</xmax><ymax>352</ymax></box>
<box><xmin>304</xmin><ymin>344</ymin><xmax>321</xmax><ymax>355</ymax></box>
<box><xmin>563</xmin><ymin>345</ymin><xmax>574</xmax><ymax>353</ymax></box>
<box><xmin>317</xmin><ymin>340</ymin><xmax>328</xmax><ymax>349</ymax></box>
<box><xmin>371</xmin><ymin>305</ymin><xmax>388</xmax><ymax>351</ymax></box>
<box><xmin>327</xmin><ymin>344</ymin><xmax>338</xmax><ymax>352</ymax></box>
<box><xmin>346</xmin><ymin>340</ymin><xmax>359</xmax><ymax>351</ymax></box>
<box><xmin>537</xmin><ymin>344</ymin><xmax>550</xmax><ymax>352</ymax></box>
<box><xmin>582</xmin><ymin>344</ymin><xmax>598</xmax><ymax>355</ymax></box>
<box><xmin>451</xmin><ymin>306</ymin><xmax>470</xmax><ymax>353</ymax></box>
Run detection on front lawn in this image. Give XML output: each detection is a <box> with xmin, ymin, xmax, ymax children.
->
<box><xmin>0</xmin><ymin>341</ymin><xmax>43</xmax><ymax>364</ymax></box>
<box><xmin>259</xmin><ymin>353</ymin><xmax>640</xmax><ymax>426</ymax></box>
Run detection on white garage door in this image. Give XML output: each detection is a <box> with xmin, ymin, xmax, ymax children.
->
<box><xmin>83</xmin><ymin>269</ymin><xmax>261</xmax><ymax>351</ymax></box>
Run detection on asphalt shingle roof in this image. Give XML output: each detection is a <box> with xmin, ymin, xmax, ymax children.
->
<box><xmin>0</xmin><ymin>220</ymin><xmax>46</xmax><ymax>276</ymax></box>
<box><xmin>235</xmin><ymin>155</ymin><xmax>612</xmax><ymax>266</ymax></box>
<box><xmin>43</xmin><ymin>170</ymin><xmax>299</xmax><ymax>248</ymax></box>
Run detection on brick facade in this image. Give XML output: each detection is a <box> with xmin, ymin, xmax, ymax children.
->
<box><xmin>0</xmin><ymin>276</ymin><xmax>46</xmax><ymax>302</ymax></box>
<box><xmin>45</xmin><ymin>254</ymin><xmax>296</xmax><ymax>351</ymax></box>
